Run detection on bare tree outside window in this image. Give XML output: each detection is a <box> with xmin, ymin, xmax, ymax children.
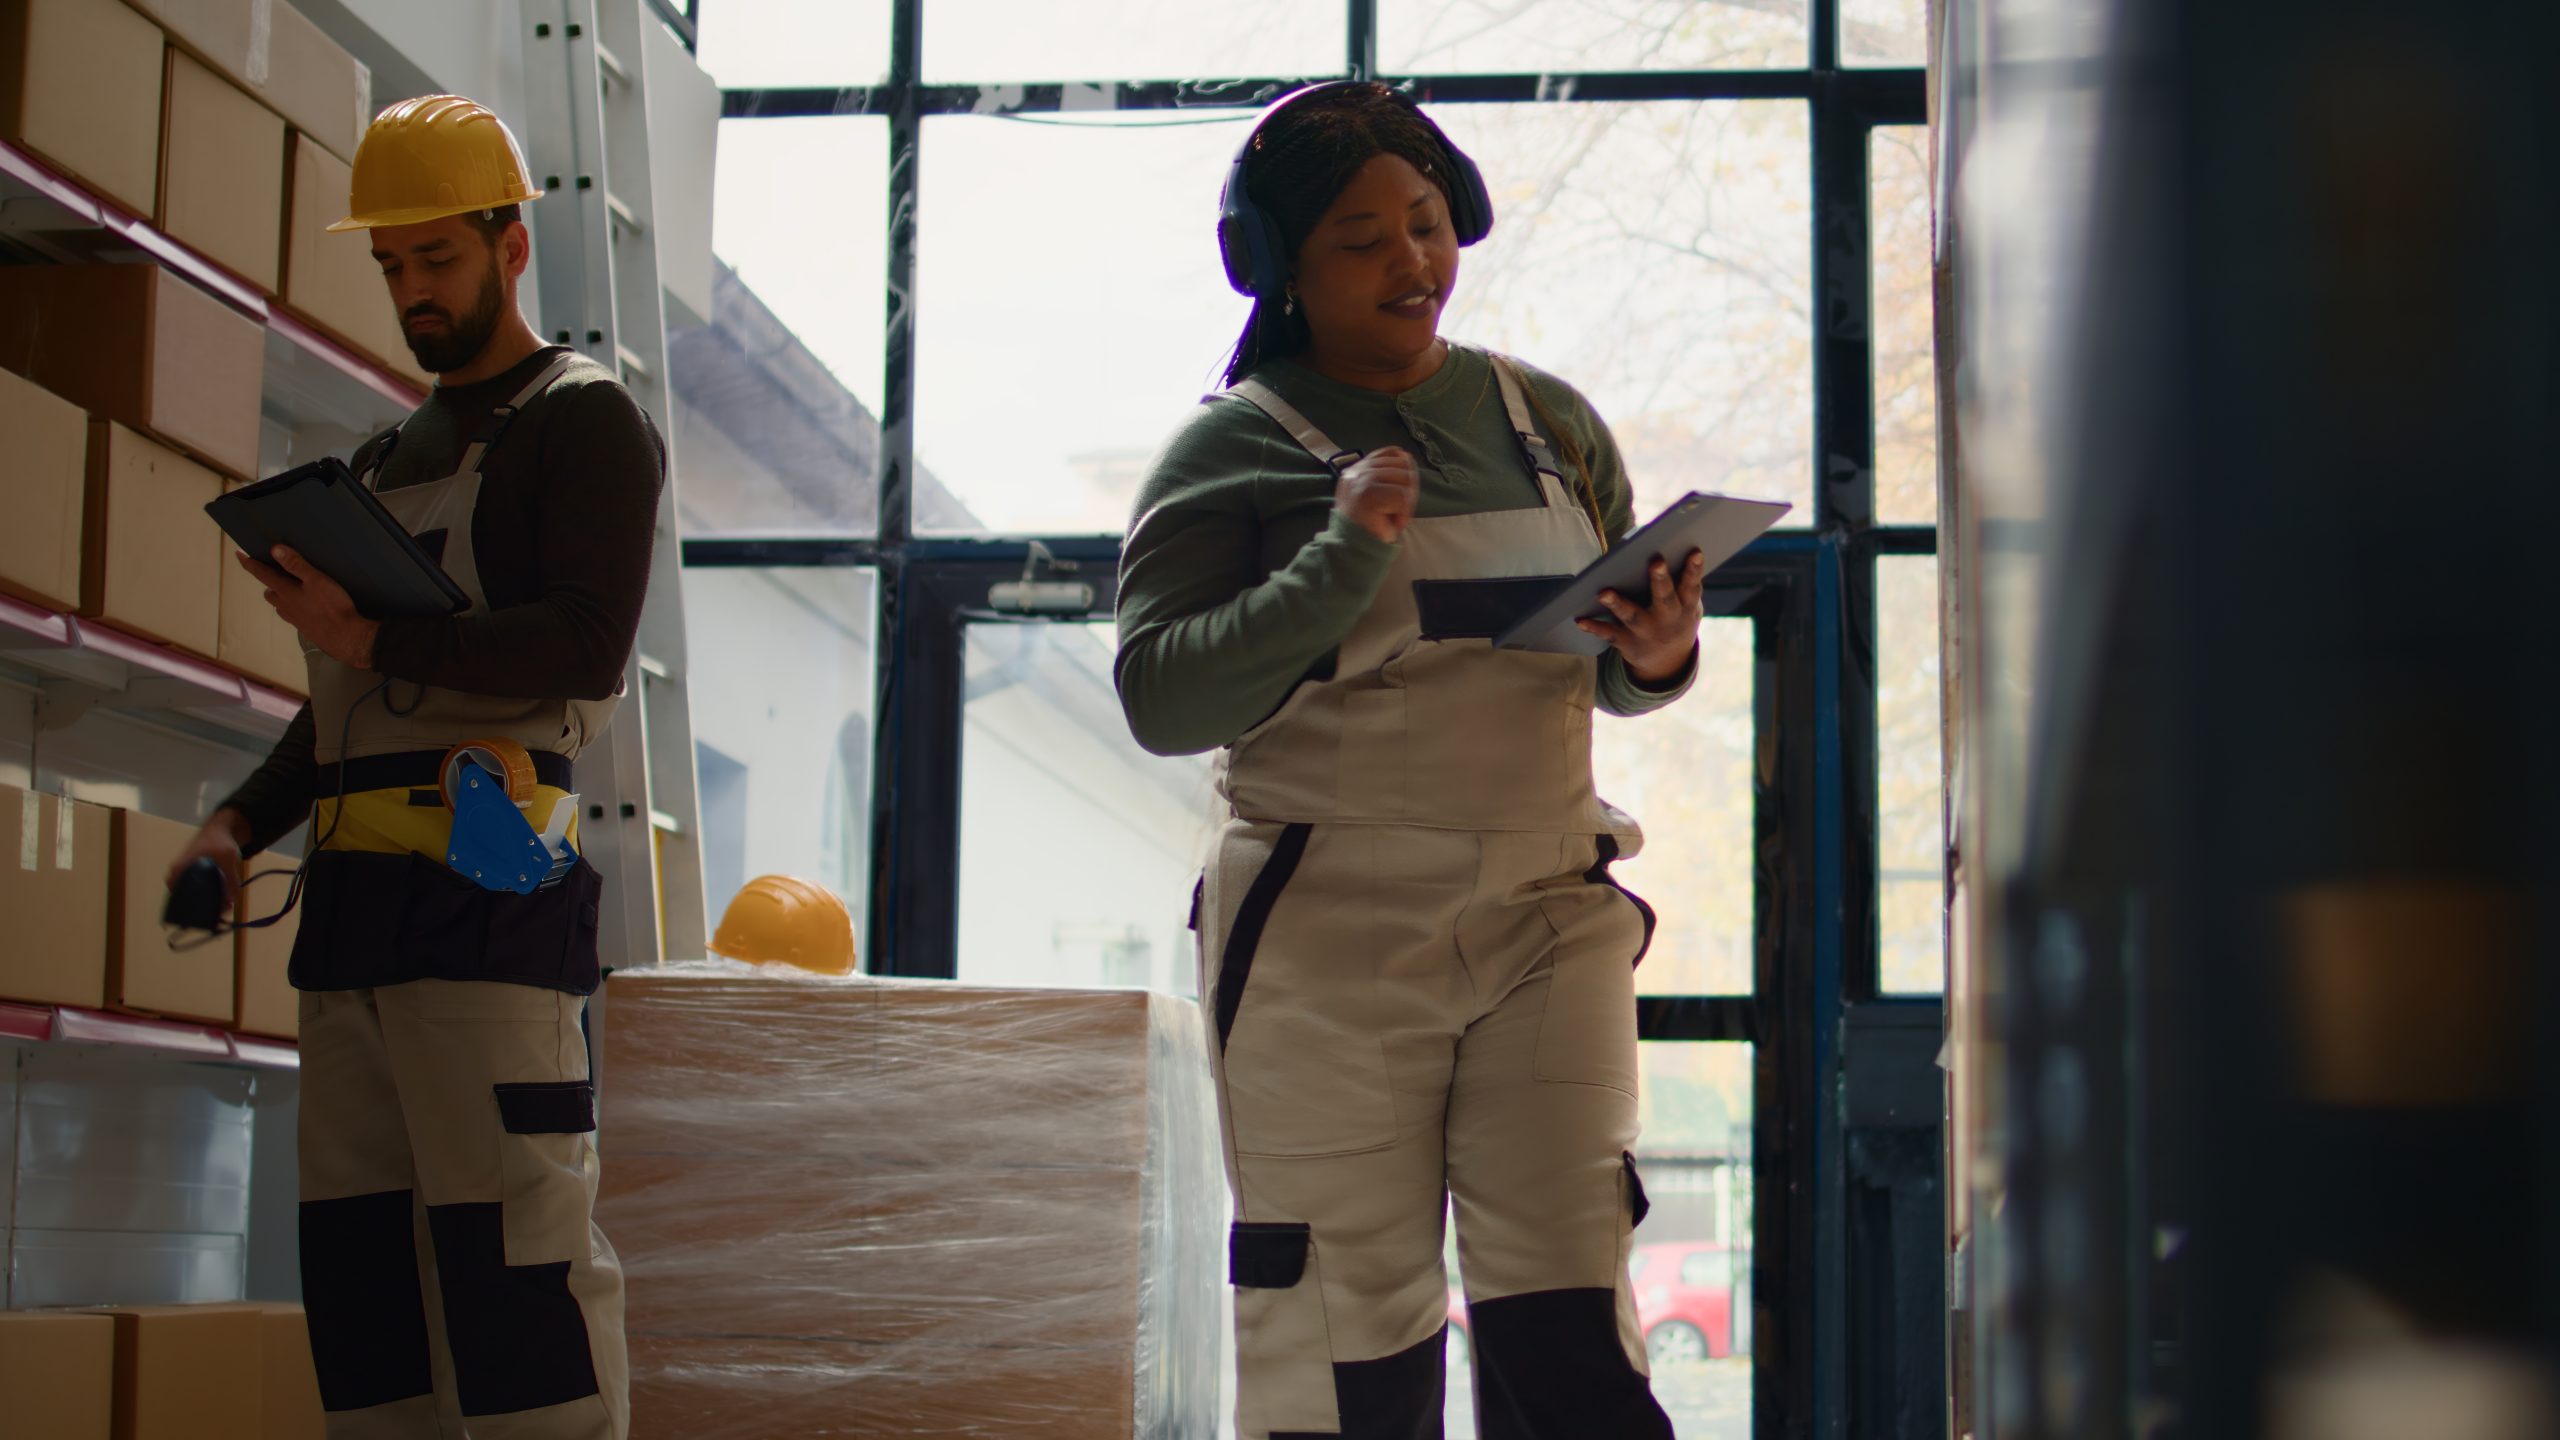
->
<box><xmin>1841</xmin><ymin>0</ymin><xmax>1932</xmax><ymax>66</ymax></box>
<box><xmin>1873</xmin><ymin>124</ymin><xmax>1939</xmax><ymax>525</ymax></box>
<box><xmin>1440</xmin><ymin>98</ymin><xmax>1814</xmax><ymax>524</ymax></box>
<box><xmin>1381</xmin><ymin>0</ymin><xmax>1809</xmax><ymax>72</ymax></box>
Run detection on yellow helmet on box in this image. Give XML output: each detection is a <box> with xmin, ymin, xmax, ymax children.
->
<box><xmin>329</xmin><ymin>94</ymin><xmax>546</xmax><ymax>233</ymax></box>
<box><xmin>710</xmin><ymin>876</ymin><xmax>858</xmax><ymax>976</ymax></box>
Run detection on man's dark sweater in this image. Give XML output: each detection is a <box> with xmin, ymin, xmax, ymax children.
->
<box><xmin>220</xmin><ymin>345</ymin><xmax>667</xmax><ymax>853</ymax></box>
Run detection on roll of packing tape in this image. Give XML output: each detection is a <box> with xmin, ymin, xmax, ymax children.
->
<box><xmin>440</xmin><ymin>738</ymin><xmax>538</xmax><ymax>808</ymax></box>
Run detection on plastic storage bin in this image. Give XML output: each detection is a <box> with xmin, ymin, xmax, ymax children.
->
<box><xmin>6</xmin><ymin>1046</ymin><xmax>255</xmax><ymax>1308</ymax></box>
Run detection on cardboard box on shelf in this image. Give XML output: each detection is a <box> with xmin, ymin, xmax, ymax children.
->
<box><xmin>158</xmin><ymin>48</ymin><xmax>286</xmax><ymax>293</ymax></box>
<box><xmin>0</xmin><ymin>1308</ymin><xmax>115</xmax><ymax>1440</ymax></box>
<box><xmin>282</xmin><ymin>133</ymin><xmax>433</xmax><ymax>390</ymax></box>
<box><xmin>247</xmin><ymin>1302</ymin><xmax>323</xmax><ymax>1440</ymax></box>
<box><xmin>84</xmin><ymin>421</ymin><xmax>224</xmax><ymax>659</ymax></box>
<box><xmin>259</xmin><ymin>1</ymin><xmax>367</xmax><ymax>166</ymax></box>
<box><xmin>0</xmin><ymin>263</ymin><xmax>265</xmax><ymax>481</ymax></box>
<box><xmin>82</xmin><ymin>1303</ymin><xmax>261</xmax><ymax>1440</ymax></box>
<box><xmin>231</xmin><ymin>865</ymin><xmax>299</xmax><ymax>1038</ymax></box>
<box><xmin>109</xmin><ymin>808</ymin><xmax>230</xmax><ymax>1024</ymax></box>
<box><xmin>0</xmin><ymin>0</ymin><xmax>166</xmax><ymax>216</ymax></box>
<box><xmin>119</xmin><ymin>0</ymin><xmax>255</xmax><ymax>92</ymax></box>
<box><xmin>0</xmin><ymin>365</ymin><xmax>91</xmax><ymax>612</ymax></box>
<box><xmin>128</xmin><ymin>0</ymin><xmax>365</xmax><ymax>166</ymax></box>
<box><xmin>0</xmin><ymin>784</ymin><xmax>113</xmax><ymax>1010</ymax></box>
<box><xmin>216</xmin><ymin>480</ymin><xmax>309</xmax><ymax>694</ymax></box>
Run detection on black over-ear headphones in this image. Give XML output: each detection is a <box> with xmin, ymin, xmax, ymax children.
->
<box><xmin>1217</xmin><ymin>81</ymin><xmax>1494</xmax><ymax>299</ymax></box>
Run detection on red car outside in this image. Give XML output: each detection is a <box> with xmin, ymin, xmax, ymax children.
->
<box><xmin>1444</xmin><ymin>1241</ymin><xmax>1740</xmax><ymax>1366</ymax></box>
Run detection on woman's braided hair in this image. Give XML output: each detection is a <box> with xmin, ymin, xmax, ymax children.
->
<box><xmin>1220</xmin><ymin>84</ymin><xmax>1463</xmax><ymax>386</ymax></box>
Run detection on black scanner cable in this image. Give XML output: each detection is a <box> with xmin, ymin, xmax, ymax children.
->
<box><xmin>166</xmin><ymin>674</ymin><xmax>410</xmax><ymax>949</ymax></box>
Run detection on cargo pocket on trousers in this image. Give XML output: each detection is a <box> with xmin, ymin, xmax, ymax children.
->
<box><xmin>1231</xmin><ymin>1222</ymin><xmax>1341</xmax><ymax>1435</ymax></box>
<box><xmin>491</xmin><ymin>1081</ymin><xmax>598</xmax><ymax>1268</ymax></box>
<box><xmin>1333</xmin><ymin>686</ymin><xmax>1407</xmax><ymax>818</ymax></box>
<box><xmin>1616</xmin><ymin>1153</ymin><xmax>1656</xmax><ymax>1376</ymax></box>
<box><xmin>1532</xmin><ymin>950</ymin><xmax>1641</xmax><ymax>1095</ymax></box>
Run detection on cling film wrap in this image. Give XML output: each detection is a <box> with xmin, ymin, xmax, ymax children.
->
<box><xmin>1137</xmin><ymin>983</ymin><xmax>1226</xmax><ymax>1432</ymax></box>
<box><xmin>595</xmin><ymin>961</ymin><xmax>1224</xmax><ymax>1438</ymax></box>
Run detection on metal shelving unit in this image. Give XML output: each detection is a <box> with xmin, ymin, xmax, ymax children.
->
<box><xmin>0</xmin><ymin>1001</ymin><xmax>298</xmax><ymax>1072</ymax></box>
<box><xmin>3</xmin><ymin>1</ymin><xmax>725</xmax><ymax>1336</ymax></box>
<box><xmin>0</xmin><ymin>140</ymin><xmax>428</xmax><ymax>434</ymax></box>
<box><xmin>0</xmin><ymin>593</ymin><xmax>300</xmax><ymax>747</ymax></box>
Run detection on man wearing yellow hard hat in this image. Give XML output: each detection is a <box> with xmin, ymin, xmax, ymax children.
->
<box><xmin>167</xmin><ymin>95</ymin><xmax>659</xmax><ymax>1440</ymax></box>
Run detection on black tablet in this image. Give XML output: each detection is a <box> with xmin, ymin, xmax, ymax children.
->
<box><xmin>205</xmin><ymin>457</ymin><xmax>470</xmax><ymax>619</ymax></box>
<box><xmin>1495</xmin><ymin>491</ymin><xmax>1791</xmax><ymax>655</ymax></box>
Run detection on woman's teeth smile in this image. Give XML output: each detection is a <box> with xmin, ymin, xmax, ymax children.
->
<box><xmin>1383</xmin><ymin>288</ymin><xmax>1439</xmax><ymax>317</ymax></box>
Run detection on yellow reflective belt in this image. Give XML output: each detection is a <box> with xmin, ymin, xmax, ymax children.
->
<box><xmin>315</xmin><ymin>784</ymin><xmax>583</xmax><ymax>858</ymax></box>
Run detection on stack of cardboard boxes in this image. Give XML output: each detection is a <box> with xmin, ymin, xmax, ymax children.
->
<box><xmin>0</xmin><ymin>1302</ymin><xmax>324</xmax><ymax>1438</ymax></box>
<box><xmin>1</xmin><ymin>0</ymin><xmax>455</xmax><ymax>697</ymax></box>
<box><xmin>1</xmin><ymin>0</ymin><xmax>427</xmax><ymax>384</ymax></box>
<box><xmin>0</xmin><ymin>781</ymin><xmax>297</xmax><ymax>1036</ymax></box>
<box><xmin>2</xmin><ymin>5</ymin><xmax>523</xmax><ymax>1434</ymax></box>
<box><xmin>597</xmin><ymin>967</ymin><xmax>1224</xmax><ymax>1438</ymax></box>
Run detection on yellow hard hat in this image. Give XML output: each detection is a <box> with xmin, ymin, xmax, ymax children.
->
<box><xmin>710</xmin><ymin>876</ymin><xmax>857</xmax><ymax>976</ymax></box>
<box><xmin>328</xmin><ymin>94</ymin><xmax>546</xmax><ymax>233</ymax></box>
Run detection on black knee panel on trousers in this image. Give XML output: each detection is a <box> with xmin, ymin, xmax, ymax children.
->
<box><xmin>300</xmin><ymin>1190</ymin><xmax>434</xmax><ymax>1412</ymax></box>
<box><xmin>1274</xmin><ymin>1326</ymin><xmax>1447</xmax><ymax>1440</ymax></box>
<box><xmin>424</xmin><ymin>1202</ymin><xmax>600</xmax><ymax>1417</ymax></box>
<box><xmin>1470</xmin><ymin>1288</ymin><xmax>1674</xmax><ymax>1440</ymax></box>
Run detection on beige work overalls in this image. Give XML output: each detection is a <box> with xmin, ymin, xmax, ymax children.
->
<box><xmin>1201</xmin><ymin>352</ymin><xmax>1675</xmax><ymax>1438</ymax></box>
<box><xmin>290</xmin><ymin>352</ymin><xmax>628</xmax><ymax>1440</ymax></box>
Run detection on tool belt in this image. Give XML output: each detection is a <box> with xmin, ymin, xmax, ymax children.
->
<box><xmin>289</xmin><ymin>748</ymin><xmax>605</xmax><ymax>995</ymax></box>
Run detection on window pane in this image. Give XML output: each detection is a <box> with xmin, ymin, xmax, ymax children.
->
<box><xmin>694</xmin><ymin>0</ymin><xmax>892</xmax><ymax>88</ymax></box>
<box><xmin>1871</xmin><ymin>125</ymin><xmax>1939</xmax><ymax>525</ymax></box>
<box><xmin>1636</xmin><ymin>1042</ymin><xmax>1755</xmax><ymax>1428</ymax></box>
<box><xmin>958</xmin><ymin>622</ymin><xmax>1218</xmax><ymax>991</ymax></box>
<box><xmin>682</xmin><ymin>568</ymin><xmax>878</xmax><ymax>965</ymax></box>
<box><xmin>1444</xmin><ymin>1042</ymin><xmax>1754</xmax><ymax>1437</ymax></box>
<box><xmin>671</xmin><ymin>117</ymin><xmax>887</xmax><ymax>537</ymax></box>
<box><xmin>915</xmin><ymin>113</ymin><xmax>1255</xmax><ymax>536</ymax></box>
<box><xmin>1878</xmin><ymin>553</ymin><xmax>1945</xmax><ymax>994</ymax></box>
<box><xmin>1438</xmin><ymin>101</ymin><xmax>1813</xmax><ymax>527</ymax></box>
<box><xmin>1383</xmin><ymin>0</ymin><xmax>1805</xmax><ymax>74</ymax></box>
<box><xmin>923</xmin><ymin>0</ymin><xmax>1341</xmax><ymax>83</ymax></box>
<box><xmin>1841</xmin><ymin>0</ymin><xmax>1930</xmax><ymax>67</ymax></box>
<box><xmin>1595</xmin><ymin>619</ymin><xmax>1755</xmax><ymax>997</ymax></box>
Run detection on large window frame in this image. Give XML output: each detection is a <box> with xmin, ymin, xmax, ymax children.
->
<box><xmin>675</xmin><ymin>3</ymin><xmax>1934</xmax><ymax>1435</ymax></box>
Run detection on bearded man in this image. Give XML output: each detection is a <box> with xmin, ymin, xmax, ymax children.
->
<box><xmin>168</xmin><ymin>95</ymin><xmax>659</xmax><ymax>1440</ymax></box>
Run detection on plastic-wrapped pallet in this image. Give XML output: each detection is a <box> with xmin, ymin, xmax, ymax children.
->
<box><xmin>595</xmin><ymin>962</ymin><xmax>1223</xmax><ymax>1438</ymax></box>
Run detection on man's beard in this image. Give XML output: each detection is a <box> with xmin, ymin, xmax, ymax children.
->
<box><xmin>402</xmin><ymin>264</ymin><xmax>506</xmax><ymax>374</ymax></box>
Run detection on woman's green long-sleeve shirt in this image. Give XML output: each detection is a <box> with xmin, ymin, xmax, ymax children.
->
<box><xmin>1114</xmin><ymin>345</ymin><xmax>1695</xmax><ymax>757</ymax></box>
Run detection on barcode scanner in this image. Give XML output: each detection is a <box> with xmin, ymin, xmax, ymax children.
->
<box><xmin>164</xmin><ymin>857</ymin><xmax>232</xmax><ymax>933</ymax></box>
<box><xmin>159</xmin><ymin>678</ymin><xmax>395</xmax><ymax>951</ymax></box>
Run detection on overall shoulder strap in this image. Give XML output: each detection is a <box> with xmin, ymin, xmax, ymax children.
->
<box><xmin>1487</xmin><ymin>353</ymin><xmax>1567</xmax><ymax>491</ymax></box>
<box><xmin>1219</xmin><ymin>376</ymin><xmax>1363</xmax><ymax>474</ymax></box>
<box><xmin>353</xmin><ymin>425</ymin><xmax>404</xmax><ymax>493</ymax></box>
<box><xmin>458</xmin><ymin>351</ymin><xmax>583</xmax><ymax>478</ymax></box>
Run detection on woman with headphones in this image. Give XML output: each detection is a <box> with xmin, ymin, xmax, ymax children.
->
<box><xmin>1116</xmin><ymin>83</ymin><xmax>1698</xmax><ymax>1438</ymax></box>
